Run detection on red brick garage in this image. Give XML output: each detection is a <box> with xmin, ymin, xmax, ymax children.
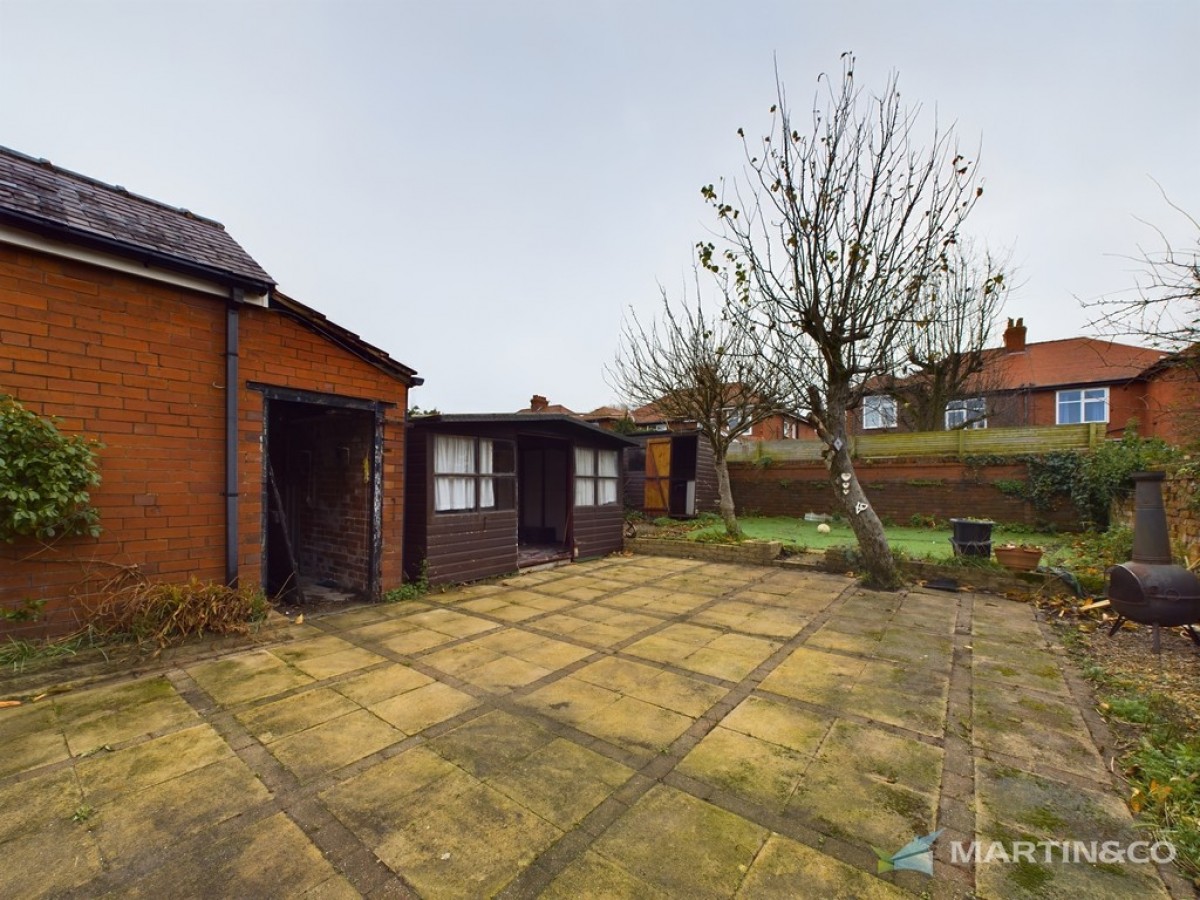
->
<box><xmin>0</xmin><ymin>147</ymin><xmax>420</xmax><ymax>637</ymax></box>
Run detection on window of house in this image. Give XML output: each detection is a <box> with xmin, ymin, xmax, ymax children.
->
<box><xmin>945</xmin><ymin>397</ymin><xmax>987</xmax><ymax>430</ymax></box>
<box><xmin>1056</xmin><ymin>387</ymin><xmax>1109</xmax><ymax>425</ymax></box>
<box><xmin>782</xmin><ymin>419</ymin><xmax>796</xmax><ymax>440</ymax></box>
<box><xmin>574</xmin><ymin>447</ymin><xmax>619</xmax><ymax>506</ymax></box>
<box><xmin>862</xmin><ymin>395</ymin><xmax>897</xmax><ymax>430</ymax></box>
<box><xmin>721</xmin><ymin>407</ymin><xmax>745</xmax><ymax>437</ymax></box>
<box><xmin>434</xmin><ymin>435</ymin><xmax>515</xmax><ymax>512</ymax></box>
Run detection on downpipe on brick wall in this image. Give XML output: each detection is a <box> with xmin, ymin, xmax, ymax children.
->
<box><xmin>225</xmin><ymin>289</ymin><xmax>242</xmax><ymax>586</ymax></box>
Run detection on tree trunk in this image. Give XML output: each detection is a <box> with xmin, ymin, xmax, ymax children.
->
<box><xmin>818</xmin><ymin>404</ymin><xmax>901</xmax><ymax>589</ymax></box>
<box><xmin>713</xmin><ymin>451</ymin><xmax>742</xmax><ymax>537</ymax></box>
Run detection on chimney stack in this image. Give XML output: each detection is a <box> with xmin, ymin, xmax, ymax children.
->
<box><xmin>1003</xmin><ymin>317</ymin><xmax>1027</xmax><ymax>353</ymax></box>
<box><xmin>530</xmin><ymin>394</ymin><xmax>549</xmax><ymax>412</ymax></box>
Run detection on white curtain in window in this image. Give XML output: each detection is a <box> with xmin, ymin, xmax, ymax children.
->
<box><xmin>574</xmin><ymin>447</ymin><xmax>595</xmax><ymax>506</ymax></box>
<box><xmin>598</xmin><ymin>450</ymin><xmax>618</xmax><ymax>477</ymax></box>
<box><xmin>435</xmin><ymin>435</ymin><xmax>475</xmax><ymax>473</ymax></box>
<box><xmin>597</xmin><ymin>478</ymin><xmax>618</xmax><ymax>505</ymax></box>
<box><xmin>479</xmin><ymin>439</ymin><xmax>494</xmax><ymax>508</ymax></box>
<box><xmin>434</xmin><ymin>435</ymin><xmax>476</xmax><ymax>511</ymax></box>
<box><xmin>596</xmin><ymin>450</ymin><xmax>619</xmax><ymax>505</ymax></box>
<box><xmin>574</xmin><ymin>447</ymin><xmax>595</xmax><ymax>476</ymax></box>
<box><xmin>436</xmin><ymin>477</ymin><xmax>475</xmax><ymax>511</ymax></box>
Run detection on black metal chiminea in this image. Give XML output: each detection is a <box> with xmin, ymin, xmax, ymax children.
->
<box><xmin>1106</xmin><ymin>471</ymin><xmax>1200</xmax><ymax>653</ymax></box>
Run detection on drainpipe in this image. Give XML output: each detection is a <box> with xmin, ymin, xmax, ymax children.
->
<box><xmin>225</xmin><ymin>289</ymin><xmax>242</xmax><ymax>586</ymax></box>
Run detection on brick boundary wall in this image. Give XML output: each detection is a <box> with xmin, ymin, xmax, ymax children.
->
<box><xmin>624</xmin><ymin>537</ymin><xmax>783</xmax><ymax>565</ymax></box>
<box><xmin>729</xmin><ymin>457</ymin><xmax>1078</xmax><ymax>529</ymax></box>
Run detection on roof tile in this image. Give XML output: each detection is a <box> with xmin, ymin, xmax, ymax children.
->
<box><xmin>0</xmin><ymin>146</ymin><xmax>273</xmax><ymax>287</ymax></box>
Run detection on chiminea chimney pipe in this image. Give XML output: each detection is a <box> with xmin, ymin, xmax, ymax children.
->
<box><xmin>1130</xmin><ymin>471</ymin><xmax>1172</xmax><ymax>565</ymax></box>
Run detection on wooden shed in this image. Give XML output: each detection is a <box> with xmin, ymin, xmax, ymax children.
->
<box><xmin>405</xmin><ymin>414</ymin><xmax>636</xmax><ymax>584</ymax></box>
<box><xmin>624</xmin><ymin>430</ymin><xmax>720</xmax><ymax>518</ymax></box>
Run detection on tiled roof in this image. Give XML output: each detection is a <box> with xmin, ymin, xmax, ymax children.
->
<box><xmin>0</xmin><ymin>146</ymin><xmax>273</xmax><ymax>288</ymax></box>
<box><xmin>986</xmin><ymin>338</ymin><xmax>1165</xmax><ymax>390</ymax></box>
<box><xmin>583</xmin><ymin>405</ymin><xmax>628</xmax><ymax>419</ymax></box>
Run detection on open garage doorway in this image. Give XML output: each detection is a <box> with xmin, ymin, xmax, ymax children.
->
<box><xmin>263</xmin><ymin>390</ymin><xmax>383</xmax><ymax>602</ymax></box>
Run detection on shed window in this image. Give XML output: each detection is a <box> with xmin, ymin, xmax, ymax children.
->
<box><xmin>1057</xmin><ymin>388</ymin><xmax>1108</xmax><ymax>424</ymax></box>
<box><xmin>434</xmin><ymin>435</ymin><xmax>515</xmax><ymax>512</ymax></box>
<box><xmin>863</xmin><ymin>395</ymin><xmax>897</xmax><ymax>430</ymax></box>
<box><xmin>574</xmin><ymin>448</ymin><xmax>619</xmax><ymax>506</ymax></box>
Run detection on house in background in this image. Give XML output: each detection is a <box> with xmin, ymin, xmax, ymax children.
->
<box><xmin>520</xmin><ymin>392</ymin><xmax>814</xmax><ymax>442</ymax></box>
<box><xmin>851</xmin><ymin>318</ymin><xmax>1189</xmax><ymax>441</ymax></box>
<box><xmin>0</xmin><ymin>146</ymin><xmax>420</xmax><ymax>636</ymax></box>
<box><xmin>404</xmin><ymin>414</ymin><xmax>634</xmax><ymax>584</ymax></box>
<box><xmin>624</xmin><ymin>398</ymin><xmax>815</xmax><ymax>442</ymax></box>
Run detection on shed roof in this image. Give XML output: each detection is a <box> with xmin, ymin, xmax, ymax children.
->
<box><xmin>410</xmin><ymin>413</ymin><xmax>636</xmax><ymax>447</ymax></box>
<box><xmin>0</xmin><ymin>145</ymin><xmax>274</xmax><ymax>289</ymax></box>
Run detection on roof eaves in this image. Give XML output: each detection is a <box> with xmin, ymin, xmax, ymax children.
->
<box><xmin>0</xmin><ymin>206</ymin><xmax>275</xmax><ymax>293</ymax></box>
<box><xmin>270</xmin><ymin>292</ymin><xmax>421</xmax><ymax>386</ymax></box>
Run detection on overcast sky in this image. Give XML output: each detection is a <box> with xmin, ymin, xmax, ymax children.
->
<box><xmin>2</xmin><ymin>1</ymin><xmax>1197</xmax><ymax>413</ymax></box>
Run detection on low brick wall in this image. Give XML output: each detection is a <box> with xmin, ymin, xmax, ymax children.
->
<box><xmin>729</xmin><ymin>457</ymin><xmax>1077</xmax><ymax>529</ymax></box>
<box><xmin>624</xmin><ymin>537</ymin><xmax>782</xmax><ymax>565</ymax></box>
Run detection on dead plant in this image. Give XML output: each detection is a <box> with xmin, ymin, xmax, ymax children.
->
<box><xmin>85</xmin><ymin>572</ymin><xmax>269</xmax><ymax>650</ymax></box>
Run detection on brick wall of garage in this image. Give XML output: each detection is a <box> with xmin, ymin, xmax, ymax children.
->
<box><xmin>0</xmin><ymin>243</ymin><xmax>408</xmax><ymax>638</ymax></box>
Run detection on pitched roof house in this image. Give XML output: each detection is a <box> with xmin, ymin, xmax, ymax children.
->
<box><xmin>0</xmin><ymin>146</ymin><xmax>420</xmax><ymax>636</ymax></box>
<box><xmin>853</xmin><ymin>318</ymin><xmax>1191</xmax><ymax>441</ymax></box>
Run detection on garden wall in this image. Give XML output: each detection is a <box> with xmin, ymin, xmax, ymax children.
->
<box><xmin>1164</xmin><ymin>470</ymin><xmax>1200</xmax><ymax>558</ymax></box>
<box><xmin>729</xmin><ymin>457</ymin><xmax>1078</xmax><ymax>528</ymax></box>
<box><xmin>1112</xmin><ymin>468</ymin><xmax>1200</xmax><ymax>560</ymax></box>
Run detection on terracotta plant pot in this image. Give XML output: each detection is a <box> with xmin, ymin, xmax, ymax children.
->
<box><xmin>994</xmin><ymin>545</ymin><xmax>1043</xmax><ymax>573</ymax></box>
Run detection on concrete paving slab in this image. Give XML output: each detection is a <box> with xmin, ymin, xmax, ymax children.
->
<box><xmin>0</xmin><ymin>555</ymin><xmax>1180</xmax><ymax>899</ymax></box>
<box><xmin>185</xmin><ymin>649</ymin><xmax>314</xmax><ymax>707</ymax></box>
<box><xmin>736</xmin><ymin>832</ymin><xmax>911</xmax><ymax>899</ymax></box>
<box><xmin>678</xmin><ymin>725</ymin><xmax>811</xmax><ymax>812</ymax></box>
<box><xmin>122</xmin><ymin>812</ymin><xmax>356</xmax><ymax>898</ymax></box>
<box><xmin>332</xmin><ymin>663</ymin><xmax>434</xmax><ymax>705</ymax></box>
<box><xmin>266</xmin><ymin>708</ymin><xmax>404</xmax><ymax>781</ymax></box>
<box><xmin>589</xmin><ymin>784</ymin><xmax>769</xmax><ymax>897</ymax></box>
<box><xmin>54</xmin><ymin>675</ymin><xmax>199</xmax><ymax>753</ymax></box>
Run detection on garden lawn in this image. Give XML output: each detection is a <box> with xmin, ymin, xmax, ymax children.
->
<box><xmin>687</xmin><ymin>515</ymin><xmax>1072</xmax><ymax>562</ymax></box>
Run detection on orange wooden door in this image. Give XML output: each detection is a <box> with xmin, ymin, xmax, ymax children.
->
<box><xmin>644</xmin><ymin>438</ymin><xmax>672</xmax><ymax>516</ymax></box>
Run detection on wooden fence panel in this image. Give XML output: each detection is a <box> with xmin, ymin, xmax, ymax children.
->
<box><xmin>728</xmin><ymin>423</ymin><xmax>1101</xmax><ymax>462</ymax></box>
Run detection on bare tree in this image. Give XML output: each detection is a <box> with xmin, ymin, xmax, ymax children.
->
<box><xmin>701</xmin><ymin>56</ymin><xmax>983</xmax><ymax>587</ymax></box>
<box><xmin>881</xmin><ymin>245</ymin><xmax>1008</xmax><ymax>432</ymax></box>
<box><xmin>609</xmin><ymin>280</ymin><xmax>784</xmax><ymax>536</ymax></box>
<box><xmin>1087</xmin><ymin>184</ymin><xmax>1199</xmax><ymax>374</ymax></box>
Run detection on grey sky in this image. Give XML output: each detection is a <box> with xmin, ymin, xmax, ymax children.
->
<box><xmin>2</xmin><ymin>0</ymin><xmax>1197</xmax><ymax>413</ymax></box>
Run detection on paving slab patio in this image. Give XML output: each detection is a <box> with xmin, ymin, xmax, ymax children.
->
<box><xmin>0</xmin><ymin>555</ymin><xmax>1185</xmax><ymax>898</ymax></box>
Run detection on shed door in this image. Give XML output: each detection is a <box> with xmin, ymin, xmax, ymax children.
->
<box><xmin>644</xmin><ymin>437</ymin><xmax>672</xmax><ymax>517</ymax></box>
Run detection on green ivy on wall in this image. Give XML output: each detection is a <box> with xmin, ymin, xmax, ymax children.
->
<box><xmin>0</xmin><ymin>395</ymin><xmax>103</xmax><ymax>542</ymax></box>
<box><xmin>971</xmin><ymin>429</ymin><xmax>1178</xmax><ymax>529</ymax></box>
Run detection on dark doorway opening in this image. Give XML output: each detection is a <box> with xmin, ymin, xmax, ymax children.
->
<box><xmin>668</xmin><ymin>434</ymin><xmax>699</xmax><ymax>517</ymax></box>
<box><xmin>265</xmin><ymin>398</ymin><xmax>378</xmax><ymax>602</ymax></box>
<box><xmin>516</xmin><ymin>436</ymin><xmax>571</xmax><ymax>567</ymax></box>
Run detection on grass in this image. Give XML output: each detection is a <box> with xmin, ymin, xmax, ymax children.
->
<box><xmin>685</xmin><ymin>516</ymin><xmax>1071</xmax><ymax>562</ymax></box>
<box><xmin>1080</xmin><ymin>668</ymin><xmax>1200</xmax><ymax>883</ymax></box>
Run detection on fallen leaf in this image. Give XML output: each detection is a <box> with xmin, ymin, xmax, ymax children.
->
<box><xmin>0</xmin><ymin>700</ymin><xmax>21</xmax><ymax>708</ymax></box>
